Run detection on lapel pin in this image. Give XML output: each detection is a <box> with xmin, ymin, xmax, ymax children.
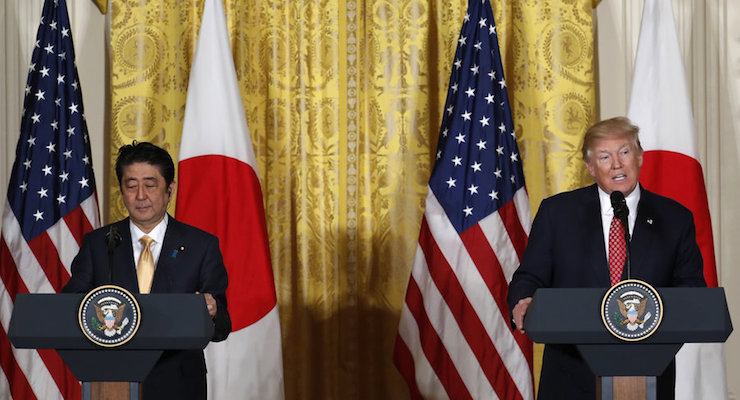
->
<box><xmin>171</xmin><ymin>246</ymin><xmax>185</xmax><ymax>258</ymax></box>
<box><xmin>647</xmin><ymin>219</ymin><xmax>653</xmax><ymax>225</ymax></box>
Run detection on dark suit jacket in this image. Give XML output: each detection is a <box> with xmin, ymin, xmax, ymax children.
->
<box><xmin>507</xmin><ymin>184</ymin><xmax>705</xmax><ymax>399</ymax></box>
<box><xmin>63</xmin><ymin>215</ymin><xmax>231</xmax><ymax>399</ymax></box>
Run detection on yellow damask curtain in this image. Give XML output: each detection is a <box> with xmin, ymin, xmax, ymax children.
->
<box><xmin>105</xmin><ymin>0</ymin><xmax>595</xmax><ymax>398</ymax></box>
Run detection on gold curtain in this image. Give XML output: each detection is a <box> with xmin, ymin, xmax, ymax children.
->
<box><xmin>106</xmin><ymin>0</ymin><xmax>596</xmax><ymax>398</ymax></box>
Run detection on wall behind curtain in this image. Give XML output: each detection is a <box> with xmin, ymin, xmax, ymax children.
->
<box><xmin>3</xmin><ymin>1</ymin><xmax>739</xmax><ymax>400</ymax></box>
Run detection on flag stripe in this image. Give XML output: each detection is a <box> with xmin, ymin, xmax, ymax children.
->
<box><xmin>46</xmin><ymin>220</ymin><xmax>79</xmax><ymax>275</ymax></box>
<box><xmin>422</xmin><ymin>219</ymin><xmax>522</xmax><ymax>400</ymax></box>
<box><xmin>460</xmin><ymin>220</ymin><xmax>532</xmax><ymax>377</ymax></box>
<box><xmin>80</xmin><ymin>195</ymin><xmax>100</xmax><ymax>230</ymax></box>
<box><xmin>0</xmin><ymin>280</ymin><xmax>61</xmax><ymax>400</ymax></box>
<box><xmin>0</xmin><ymin>328</ymin><xmax>36</xmax><ymax>400</ymax></box>
<box><xmin>497</xmin><ymin>199</ymin><xmax>528</xmax><ymax>259</ymax></box>
<box><xmin>404</xmin><ymin>272</ymin><xmax>474</xmax><ymax>400</ymax></box>
<box><xmin>392</xmin><ymin>335</ymin><xmax>425</xmax><ymax>400</ymax></box>
<box><xmin>2</xmin><ymin>205</ymin><xmax>55</xmax><ymax>295</ymax></box>
<box><xmin>459</xmin><ymin>223</ymin><xmax>509</xmax><ymax>325</ymax></box>
<box><xmin>61</xmin><ymin>205</ymin><xmax>91</xmax><ymax>247</ymax></box>
<box><xmin>425</xmin><ymin>192</ymin><xmax>534</xmax><ymax>398</ymax></box>
<box><xmin>1</xmin><ymin>240</ymin><xmax>29</xmax><ymax>302</ymax></box>
<box><xmin>397</xmin><ymin>303</ymin><xmax>451</xmax><ymax>400</ymax></box>
<box><xmin>26</xmin><ymin>233</ymin><xmax>69</xmax><ymax>293</ymax></box>
<box><xmin>2</xmin><ymin>235</ymin><xmax>79</xmax><ymax>400</ymax></box>
<box><xmin>36</xmin><ymin>349</ymin><xmax>80</xmax><ymax>399</ymax></box>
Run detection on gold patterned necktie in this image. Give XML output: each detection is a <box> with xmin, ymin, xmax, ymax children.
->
<box><xmin>137</xmin><ymin>235</ymin><xmax>155</xmax><ymax>294</ymax></box>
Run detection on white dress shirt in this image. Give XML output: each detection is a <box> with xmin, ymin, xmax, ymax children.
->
<box><xmin>130</xmin><ymin>214</ymin><xmax>169</xmax><ymax>269</ymax></box>
<box><xmin>597</xmin><ymin>185</ymin><xmax>640</xmax><ymax>260</ymax></box>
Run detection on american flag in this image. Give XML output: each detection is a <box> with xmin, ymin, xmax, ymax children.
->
<box><xmin>393</xmin><ymin>0</ymin><xmax>534</xmax><ymax>399</ymax></box>
<box><xmin>1</xmin><ymin>0</ymin><xmax>99</xmax><ymax>398</ymax></box>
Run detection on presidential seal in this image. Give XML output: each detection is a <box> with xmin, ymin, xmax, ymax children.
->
<box><xmin>601</xmin><ymin>279</ymin><xmax>663</xmax><ymax>341</ymax></box>
<box><xmin>78</xmin><ymin>285</ymin><xmax>141</xmax><ymax>347</ymax></box>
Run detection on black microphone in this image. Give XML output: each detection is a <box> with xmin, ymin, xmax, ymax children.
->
<box><xmin>105</xmin><ymin>226</ymin><xmax>122</xmax><ymax>251</ymax></box>
<box><xmin>609</xmin><ymin>191</ymin><xmax>631</xmax><ymax>280</ymax></box>
<box><xmin>105</xmin><ymin>226</ymin><xmax>122</xmax><ymax>284</ymax></box>
<box><xmin>610</xmin><ymin>191</ymin><xmax>629</xmax><ymax>226</ymax></box>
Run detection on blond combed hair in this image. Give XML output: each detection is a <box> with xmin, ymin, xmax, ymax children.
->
<box><xmin>581</xmin><ymin>117</ymin><xmax>643</xmax><ymax>161</ymax></box>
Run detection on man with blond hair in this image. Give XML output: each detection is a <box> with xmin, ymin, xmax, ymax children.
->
<box><xmin>507</xmin><ymin>117</ymin><xmax>705</xmax><ymax>399</ymax></box>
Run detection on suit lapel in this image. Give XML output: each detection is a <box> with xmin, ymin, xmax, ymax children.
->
<box><xmin>151</xmin><ymin>215</ymin><xmax>182</xmax><ymax>293</ymax></box>
<box><xmin>630</xmin><ymin>188</ymin><xmax>657</xmax><ymax>278</ymax></box>
<box><xmin>583</xmin><ymin>185</ymin><xmax>611</xmax><ymax>285</ymax></box>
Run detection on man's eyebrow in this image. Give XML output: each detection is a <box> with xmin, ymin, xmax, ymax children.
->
<box><xmin>124</xmin><ymin>176</ymin><xmax>158</xmax><ymax>182</ymax></box>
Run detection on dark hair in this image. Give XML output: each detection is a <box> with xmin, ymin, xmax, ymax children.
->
<box><xmin>581</xmin><ymin>116</ymin><xmax>643</xmax><ymax>161</ymax></box>
<box><xmin>115</xmin><ymin>141</ymin><xmax>175</xmax><ymax>186</ymax></box>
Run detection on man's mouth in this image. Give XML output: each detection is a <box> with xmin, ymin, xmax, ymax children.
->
<box><xmin>612</xmin><ymin>174</ymin><xmax>626</xmax><ymax>181</ymax></box>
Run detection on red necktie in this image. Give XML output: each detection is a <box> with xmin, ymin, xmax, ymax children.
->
<box><xmin>608</xmin><ymin>216</ymin><xmax>626</xmax><ymax>286</ymax></box>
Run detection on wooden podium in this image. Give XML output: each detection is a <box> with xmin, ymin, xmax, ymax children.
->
<box><xmin>8</xmin><ymin>293</ymin><xmax>214</xmax><ymax>400</ymax></box>
<box><xmin>524</xmin><ymin>287</ymin><xmax>733</xmax><ymax>400</ymax></box>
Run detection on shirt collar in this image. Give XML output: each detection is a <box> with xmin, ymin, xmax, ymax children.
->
<box><xmin>129</xmin><ymin>214</ymin><xmax>169</xmax><ymax>245</ymax></box>
<box><xmin>597</xmin><ymin>185</ymin><xmax>641</xmax><ymax>217</ymax></box>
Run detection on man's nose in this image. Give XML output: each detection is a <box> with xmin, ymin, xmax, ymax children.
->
<box><xmin>136</xmin><ymin>186</ymin><xmax>146</xmax><ymax>199</ymax></box>
<box><xmin>611</xmin><ymin>155</ymin><xmax>623</xmax><ymax>169</ymax></box>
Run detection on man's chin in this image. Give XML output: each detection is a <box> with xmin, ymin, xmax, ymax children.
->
<box><xmin>610</xmin><ymin>184</ymin><xmax>637</xmax><ymax>196</ymax></box>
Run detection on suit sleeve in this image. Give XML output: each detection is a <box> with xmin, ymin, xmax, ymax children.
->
<box><xmin>200</xmin><ymin>235</ymin><xmax>232</xmax><ymax>342</ymax></box>
<box><xmin>62</xmin><ymin>233</ymin><xmax>96</xmax><ymax>293</ymax></box>
<box><xmin>672</xmin><ymin>208</ymin><xmax>706</xmax><ymax>287</ymax></box>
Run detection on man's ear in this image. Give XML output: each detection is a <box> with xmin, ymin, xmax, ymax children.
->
<box><xmin>167</xmin><ymin>181</ymin><xmax>176</xmax><ymax>198</ymax></box>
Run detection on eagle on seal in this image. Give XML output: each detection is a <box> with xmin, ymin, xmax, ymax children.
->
<box><xmin>617</xmin><ymin>297</ymin><xmax>648</xmax><ymax>326</ymax></box>
<box><xmin>94</xmin><ymin>303</ymin><xmax>126</xmax><ymax>332</ymax></box>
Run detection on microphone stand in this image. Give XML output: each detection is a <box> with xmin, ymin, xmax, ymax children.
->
<box><xmin>106</xmin><ymin>226</ymin><xmax>121</xmax><ymax>284</ymax></box>
<box><xmin>621</xmin><ymin>217</ymin><xmax>631</xmax><ymax>280</ymax></box>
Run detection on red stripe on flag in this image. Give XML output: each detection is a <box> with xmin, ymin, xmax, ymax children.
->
<box><xmin>498</xmin><ymin>201</ymin><xmax>528</xmax><ymax>260</ymax></box>
<box><xmin>460</xmin><ymin>223</ymin><xmax>533</xmax><ymax>368</ymax></box>
<box><xmin>26</xmin><ymin>232</ymin><xmax>69</xmax><ymax>293</ymax></box>
<box><xmin>2</xmin><ymin>238</ymin><xmax>81</xmax><ymax>399</ymax></box>
<box><xmin>1</xmin><ymin>238</ymin><xmax>29</xmax><ymax>302</ymax></box>
<box><xmin>62</xmin><ymin>206</ymin><xmax>93</xmax><ymax>247</ymax></box>
<box><xmin>459</xmin><ymin>224</ymin><xmax>509</xmax><ymax>325</ymax></box>
<box><xmin>404</xmin><ymin>273</ymin><xmax>472</xmax><ymax>400</ymax></box>
<box><xmin>36</xmin><ymin>349</ymin><xmax>81</xmax><ymax>399</ymax></box>
<box><xmin>177</xmin><ymin>155</ymin><xmax>277</xmax><ymax>330</ymax></box>
<box><xmin>0</xmin><ymin>327</ymin><xmax>37</xmax><ymax>400</ymax></box>
<box><xmin>1</xmin><ymin>238</ymin><xmax>35</xmax><ymax>399</ymax></box>
<box><xmin>640</xmin><ymin>150</ymin><xmax>718</xmax><ymax>286</ymax></box>
<box><xmin>420</xmin><ymin>219</ymin><xmax>524</xmax><ymax>400</ymax></box>
<box><xmin>392</xmin><ymin>335</ymin><xmax>424</xmax><ymax>400</ymax></box>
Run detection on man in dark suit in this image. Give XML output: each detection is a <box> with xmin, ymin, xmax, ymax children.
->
<box><xmin>507</xmin><ymin>117</ymin><xmax>705</xmax><ymax>399</ymax></box>
<box><xmin>63</xmin><ymin>141</ymin><xmax>231</xmax><ymax>399</ymax></box>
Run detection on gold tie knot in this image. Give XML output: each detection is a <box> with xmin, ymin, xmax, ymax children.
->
<box><xmin>137</xmin><ymin>235</ymin><xmax>156</xmax><ymax>293</ymax></box>
<box><xmin>140</xmin><ymin>235</ymin><xmax>154</xmax><ymax>248</ymax></box>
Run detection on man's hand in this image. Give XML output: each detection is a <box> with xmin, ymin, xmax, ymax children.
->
<box><xmin>196</xmin><ymin>291</ymin><xmax>217</xmax><ymax>318</ymax></box>
<box><xmin>513</xmin><ymin>297</ymin><xmax>532</xmax><ymax>333</ymax></box>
